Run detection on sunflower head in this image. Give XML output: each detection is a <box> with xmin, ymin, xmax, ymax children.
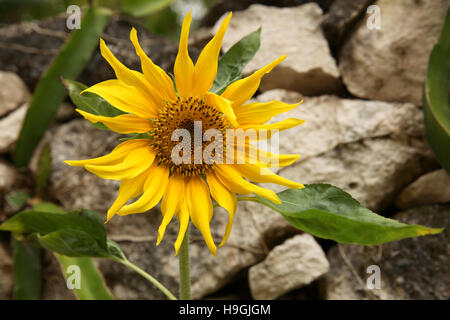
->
<box><xmin>65</xmin><ymin>12</ymin><xmax>304</xmax><ymax>256</ymax></box>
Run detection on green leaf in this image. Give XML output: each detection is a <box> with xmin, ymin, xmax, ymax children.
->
<box><xmin>5</xmin><ymin>191</ymin><xmax>30</xmax><ymax>211</ymax></box>
<box><xmin>13</xmin><ymin>7</ymin><xmax>112</xmax><ymax>168</ymax></box>
<box><xmin>35</xmin><ymin>143</ymin><xmax>52</xmax><ymax>195</ymax></box>
<box><xmin>252</xmin><ymin>184</ymin><xmax>443</xmax><ymax>245</ymax></box>
<box><xmin>211</xmin><ymin>28</ymin><xmax>261</xmax><ymax>95</ymax></box>
<box><xmin>121</xmin><ymin>0</ymin><xmax>176</xmax><ymax>18</ymax></box>
<box><xmin>423</xmin><ymin>6</ymin><xmax>450</xmax><ymax>174</ymax></box>
<box><xmin>56</xmin><ymin>254</ymin><xmax>114</xmax><ymax>300</ymax></box>
<box><xmin>0</xmin><ymin>209</ymin><xmax>125</xmax><ymax>260</ymax></box>
<box><xmin>12</xmin><ymin>239</ymin><xmax>41</xmax><ymax>300</ymax></box>
<box><xmin>62</xmin><ymin>78</ymin><xmax>125</xmax><ymax>130</ymax></box>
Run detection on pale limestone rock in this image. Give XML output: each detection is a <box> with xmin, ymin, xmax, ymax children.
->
<box><xmin>213</xmin><ymin>3</ymin><xmax>341</xmax><ymax>95</ymax></box>
<box><xmin>339</xmin><ymin>0</ymin><xmax>449</xmax><ymax>106</ymax></box>
<box><xmin>396</xmin><ymin>169</ymin><xmax>450</xmax><ymax>209</ymax></box>
<box><xmin>249</xmin><ymin>234</ymin><xmax>329</xmax><ymax>299</ymax></box>
<box><xmin>0</xmin><ymin>71</ymin><xmax>30</xmax><ymax>117</ymax></box>
<box><xmin>0</xmin><ymin>103</ymin><xmax>27</xmax><ymax>154</ymax></box>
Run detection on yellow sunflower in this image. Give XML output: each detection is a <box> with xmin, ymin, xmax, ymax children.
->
<box><xmin>65</xmin><ymin>12</ymin><xmax>304</xmax><ymax>256</ymax></box>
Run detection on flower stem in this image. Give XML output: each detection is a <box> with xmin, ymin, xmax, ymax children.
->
<box><xmin>178</xmin><ymin>224</ymin><xmax>191</xmax><ymax>300</ymax></box>
<box><xmin>118</xmin><ymin>258</ymin><xmax>177</xmax><ymax>300</ymax></box>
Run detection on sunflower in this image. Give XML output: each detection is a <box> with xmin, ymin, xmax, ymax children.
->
<box><xmin>65</xmin><ymin>12</ymin><xmax>304</xmax><ymax>256</ymax></box>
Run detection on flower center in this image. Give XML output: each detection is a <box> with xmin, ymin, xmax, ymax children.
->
<box><xmin>149</xmin><ymin>97</ymin><xmax>230</xmax><ymax>176</ymax></box>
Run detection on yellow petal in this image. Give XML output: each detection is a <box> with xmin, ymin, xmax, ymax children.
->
<box><xmin>99</xmin><ymin>38</ymin><xmax>163</xmax><ymax>108</ymax></box>
<box><xmin>239</xmin><ymin>118</ymin><xmax>305</xmax><ymax>140</ymax></box>
<box><xmin>106</xmin><ymin>169</ymin><xmax>149</xmax><ymax>222</ymax></box>
<box><xmin>206</xmin><ymin>171</ymin><xmax>237</xmax><ymax>247</ymax></box>
<box><xmin>174</xmin><ymin>196</ymin><xmax>190</xmax><ymax>255</ymax></box>
<box><xmin>76</xmin><ymin>109</ymin><xmax>152</xmax><ymax>134</ymax></box>
<box><xmin>174</xmin><ymin>12</ymin><xmax>195</xmax><ymax>97</ymax></box>
<box><xmin>234</xmin><ymin>164</ymin><xmax>304</xmax><ymax>189</ymax></box>
<box><xmin>117</xmin><ymin>164</ymin><xmax>169</xmax><ymax>215</ymax></box>
<box><xmin>232</xmin><ymin>143</ymin><xmax>300</xmax><ymax>168</ymax></box>
<box><xmin>214</xmin><ymin>164</ymin><xmax>281</xmax><ymax>204</ymax></box>
<box><xmin>64</xmin><ymin>139</ymin><xmax>150</xmax><ymax>167</ymax></box>
<box><xmin>192</xmin><ymin>12</ymin><xmax>232</xmax><ymax>96</ymax></box>
<box><xmin>185</xmin><ymin>176</ymin><xmax>217</xmax><ymax>255</ymax></box>
<box><xmin>205</xmin><ymin>92</ymin><xmax>238</xmax><ymax>127</ymax></box>
<box><xmin>247</xmin><ymin>145</ymin><xmax>301</xmax><ymax>168</ymax></box>
<box><xmin>82</xmin><ymin>80</ymin><xmax>158</xmax><ymax>118</ymax></box>
<box><xmin>130</xmin><ymin>28</ymin><xmax>176</xmax><ymax>102</ymax></box>
<box><xmin>221</xmin><ymin>56</ymin><xmax>286</xmax><ymax>107</ymax></box>
<box><xmin>157</xmin><ymin>173</ymin><xmax>186</xmax><ymax>245</ymax></box>
<box><xmin>234</xmin><ymin>100</ymin><xmax>302</xmax><ymax>125</ymax></box>
<box><xmin>85</xmin><ymin>146</ymin><xmax>155</xmax><ymax>181</ymax></box>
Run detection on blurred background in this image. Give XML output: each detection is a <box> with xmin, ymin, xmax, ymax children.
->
<box><xmin>0</xmin><ymin>0</ymin><xmax>448</xmax><ymax>300</ymax></box>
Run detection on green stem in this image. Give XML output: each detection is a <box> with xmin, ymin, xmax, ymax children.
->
<box><xmin>178</xmin><ymin>224</ymin><xmax>191</xmax><ymax>300</ymax></box>
<box><xmin>118</xmin><ymin>258</ymin><xmax>177</xmax><ymax>300</ymax></box>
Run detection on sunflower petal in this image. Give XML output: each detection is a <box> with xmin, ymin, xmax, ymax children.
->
<box><xmin>192</xmin><ymin>12</ymin><xmax>232</xmax><ymax>96</ymax></box>
<box><xmin>234</xmin><ymin>164</ymin><xmax>304</xmax><ymax>189</ymax></box>
<box><xmin>232</xmin><ymin>143</ymin><xmax>300</xmax><ymax>168</ymax></box>
<box><xmin>157</xmin><ymin>173</ymin><xmax>186</xmax><ymax>245</ymax></box>
<box><xmin>174</xmin><ymin>12</ymin><xmax>195</xmax><ymax>97</ymax></box>
<box><xmin>174</xmin><ymin>196</ymin><xmax>190</xmax><ymax>255</ymax></box>
<box><xmin>76</xmin><ymin>109</ymin><xmax>152</xmax><ymax>134</ymax></box>
<box><xmin>234</xmin><ymin>100</ymin><xmax>302</xmax><ymax>125</ymax></box>
<box><xmin>206</xmin><ymin>171</ymin><xmax>237</xmax><ymax>246</ymax></box>
<box><xmin>205</xmin><ymin>92</ymin><xmax>238</xmax><ymax>127</ymax></box>
<box><xmin>99</xmin><ymin>38</ymin><xmax>163</xmax><ymax>108</ymax></box>
<box><xmin>117</xmin><ymin>164</ymin><xmax>169</xmax><ymax>215</ymax></box>
<box><xmin>214</xmin><ymin>164</ymin><xmax>281</xmax><ymax>204</ymax></box>
<box><xmin>82</xmin><ymin>80</ymin><xmax>158</xmax><ymax>118</ymax></box>
<box><xmin>106</xmin><ymin>169</ymin><xmax>149</xmax><ymax>222</ymax></box>
<box><xmin>239</xmin><ymin>118</ymin><xmax>305</xmax><ymax>140</ymax></box>
<box><xmin>130</xmin><ymin>28</ymin><xmax>176</xmax><ymax>102</ymax></box>
<box><xmin>84</xmin><ymin>146</ymin><xmax>155</xmax><ymax>180</ymax></box>
<box><xmin>247</xmin><ymin>145</ymin><xmax>301</xmax><ymax>168</ymax></box>
<box><xmin>221</xmin><ymin>56</ymin><xmax>286</xmax><ymax>107</ymax></box>
<box><xmin>186</xmin><ymin>176</ymin><xmax>217</xmax><ymax>255</ymax></box>
<box><xmin>64</xmin><ymin>140</ymin><xmax>150</xmax><ymax>167</ymax></box>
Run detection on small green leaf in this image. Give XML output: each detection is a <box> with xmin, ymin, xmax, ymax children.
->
<box><xmin>14</xmin><ymin>7</ymin><xmax>112</xmax><ymax>168</ymax></box>
<box><xmin>36</xmin><ymin>143</ymin><xmax>51</xmax><ymax>195</ymax></box>
<box><xmin>252</xmin><ymin>184</ymin><xmax>443</xmax><ymax>245</ymax></box>
<box><xmin>62</xmin><ymin>79</ymin><xmax>125</xmax><ymax>130</ymax></box>
<box><xmin>211</xmin><ymin>28</ymin><xmax>261</xmax><ymax>95</ymax></box>
<box><xmin>5</xmin><ymin>191</ymin><xmax>30</xmax><ymax>211</ymax></box>
<box><xmin>12</xmin><ymin>239</ymin><xmax>41</xmax><ymax>300</ymax></box>
<box><xmin>106</xmin><ymin>239</ymin><xmax>127</xmax><ymax>261</ymax></box>
<box><xmin>56</xmin><ymin>255</ymin><xmax>114</xmax><ymax>300</ymax></box>
<box><xmin>121</xmin><ymin>0</ymin><xmax>176</xmax><ymax>18</ymax></box>
<box><xmin>423</xmin><ymin>6</ymin><xmax>450</xmax><ymax>174</ymax></box>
